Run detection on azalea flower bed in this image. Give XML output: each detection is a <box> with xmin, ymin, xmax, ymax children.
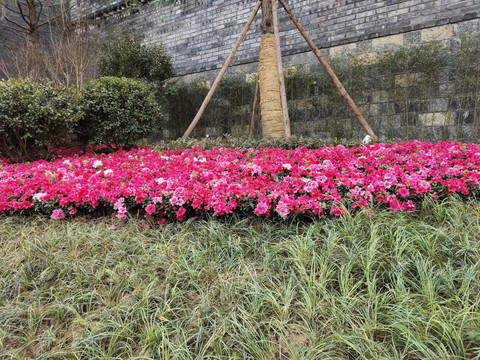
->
<box><xmin>1</xmin><ymin>141</ymin><xmax>480</xmax><ymax>222</ymax></box>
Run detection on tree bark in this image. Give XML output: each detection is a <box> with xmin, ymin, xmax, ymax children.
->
<box><xmin>26</xmin><ymin>0</ymin><xmax>41</xmax><ymax>47</ymax></box>
<box><xmin>259</xmin><ymin>0</ymin><xmax>284</xmax><ymax>138</ymax></box>
<box><xmin>271</xmin><ymin>0</ymin><xmax>290</xmax><ymax>138</ymax></box>
<box><xmin>261</xmin><ymin>0</ymin><xmax>274</xmax><ymax>33</ymax></box>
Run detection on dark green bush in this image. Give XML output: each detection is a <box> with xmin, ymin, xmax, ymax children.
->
<box><xmin>98</xmin><ymin>31</ymin><xmax>174</xmax><ymax>101</ymax></box>
<box><xmin>79</xmin><ymin>76</ymin><xmax>161</xmax><ymax>149</ymax></box>
<box><xmin>0</xmin><ymin>79</ymin><xmax>79</xmax><ymax>162</ymax></box>
<box><xmin>161</xmin><ymin>78</ymin><xmax>211</xmax><ymax>138</ymax></box>
<box><xmin>215</xmin><ymin>73</ymin><xmax>254</xmax><ymax>107</ymax></box>
<box><xmin>161</xmin><ymin>75</ymin><xmax>255</xmax><ymax>139</ymax></box>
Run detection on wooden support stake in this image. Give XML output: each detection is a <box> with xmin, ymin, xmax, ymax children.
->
<box><xmin>182</xmin><ymin>0</ymin><xmax>262</xmax><ymax>140</ymax></box>
<box><xmin>278</xmin><ymin>0</ymin><xmax>378</xmax><ymax>140</ymax></box>
<box><xmin>272</xmin><ymin>0</ymin><xmax>291</xmax><ymax>138</ymax></box>
<box><xmin>250</xmin><ymin>74</ymin><xmax>260</xmax><ymax>137</ymax></box>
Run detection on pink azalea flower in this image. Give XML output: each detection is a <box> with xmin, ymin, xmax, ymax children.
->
<box><xmin>145</xmin><ymin>204</ymin><xmax>156</xmax><ymax>215</ymax></box>
<box><xmin>254</xmin><ymin>201</ymin><xmax>269</xmax><ymax>216</ymax></box>
<box><xmin>401</xmin><ymin>200</ymin><xmax>416</xmax><ymax>211</ymax></box>
<box><xmin>275</xmin><ymin>198</ymin><xmax>290</xmax><ymax>219</ymax></box>
<box><xmin>397</xmin><ymin>187</ymin><xmax>410</xmax><ymax>198</ymax></box>
<box><xmin>176</xmin><ymin>206</ymin><xmax>186</xmax><ymax>220</ymax></box>
<box><xmin>389</xmin><ymin>200</ymin><xmax>401</xmax><ymax>212</ymax></box>
<box><xmin>0</xmin><ymin>141</ymin><xmax>479</xmax><ymax>222</ymax></box>
<box><xmin>51</xmin><ymin>209</ymin><xmax>65</xmax><ymax>219</ymax></box>
<box><xmin>330</xmin><ymin>206</ymin><xmax>346</xmax><ymax>217</ymax></box>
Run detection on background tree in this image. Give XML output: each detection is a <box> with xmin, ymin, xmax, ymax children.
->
<box><xmin>0</xmin><ymin>0</ymin><xmax>52</xmax><ymax>48</ymax></box>
<box><xmin>0</xmin><ymin>0</ymin><xmax>101</xmax><ymax>86</ymax></box>
<box><xmin>42</xmin><ymin>0</ymin><xmax>101</xmax><ymax>88</ymax></box>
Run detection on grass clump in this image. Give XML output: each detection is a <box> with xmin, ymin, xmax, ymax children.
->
<box><xmin>1</xmin><ymin>196</ymin><xmax>480</xmax><ymax>359</ymax></box>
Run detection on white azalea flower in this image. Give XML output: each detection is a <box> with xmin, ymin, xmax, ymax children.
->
<box><xmin>93</xmin><ymin>160</ymin><xmax>103</xmax><ymax>168</ymax></box>
<box><xmin>33</xmin><ymin>193</ymin><xmax>47</xmax><ymax>202</ymax></box>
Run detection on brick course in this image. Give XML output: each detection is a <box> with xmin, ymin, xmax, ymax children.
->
<box><xmin>99</xmin><ymin>0</ymin><xmax>480</xmax><ymax>76</ymax></box>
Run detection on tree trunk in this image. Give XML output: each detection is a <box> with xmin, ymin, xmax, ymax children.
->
<box><xmin>259</xmin><ymin>0</ymin><xmax>284</xmax><ymax>138</ymax></box>
<box><xmin>26</xmin><ymin>0</ymin><xmax>41</xmax><ymax>48</ymax></box>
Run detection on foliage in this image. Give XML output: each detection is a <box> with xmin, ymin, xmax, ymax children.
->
<box><xmin>283</xmin><ymin>53</ymin><xmax>374</xmax><ymax>139</ymax></box>
<box><xmin>160</xmin><ymin>38</ymin><xmax>480</xmax><ymax>143</ymax></box>
<box><xmin>162</xmin><ymin>78</ymin><xmax>210</xmax><ymax>138</ymax></box>
<box><xmin>156</xmin><ymin>133</ymin><xmax>364</xmax><ymax>151</ymax></box>
<box><xmin>78</xmin><ymin>76</ymin><xmax>161</xmax><ymax>149</ymax></box>
<box><xmin>376</xmin><ymin>41</ymin><xmax>446</xmax><ymax>139</ymax></box>
<box><xmin>448</xmin><ymin>33</ymin><xmax>480</xmax><ymax>139</ymax></box>
<box><xmin>215</xmin><ymin>73</ymin><xmax>254</xmax><ymax>108</ymax></box>
<box><xmin>1</xmin><ymin>195</ymin><xmax>480</xmax><ymax>358</ymax></box>
<box><xmin>98</xmin><ymin>30</ymin><xmax>174</xmax><ymax>100</ymax></box>
<box><xmin>0</xmin><ymin>78</ymin><xmax>79</xmax><ymax>162</ymax></box>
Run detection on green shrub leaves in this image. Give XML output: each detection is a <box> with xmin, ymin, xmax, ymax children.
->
<box><xmin>0</xmin><ymin>77</ymin><xmax>162</xmax><ymax>161</ymax></box>
<box><xmin>0</xmin><ymin>79</ymin><xmax>79</xmax><ymax>162</ymax></box>
<box><xmin>78</xmin><ymin>77</ymin><xmax>162</xmax><ymax>149</ymax></box>
<box><xmin>98</xmin><ymin>31</ymin><xmax>174</xmax><ymax>103</ymax></box>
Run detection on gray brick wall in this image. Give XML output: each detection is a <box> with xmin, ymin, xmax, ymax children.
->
<box><xmin>100</xmin><ymin>0</ymin><xmax>480</xmax><ymax>76</ymax></box>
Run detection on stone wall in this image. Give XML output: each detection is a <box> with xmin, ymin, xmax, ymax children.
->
<box><xmin>100</xmin><ymin>0</ymin><xmax>480</xmax><ymax>77</ymax></box>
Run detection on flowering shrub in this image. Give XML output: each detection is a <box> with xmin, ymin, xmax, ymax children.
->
<box><xmin>1</xmin><ymin>141</ymin><xmax>480</xmax><ymax>222</ymax></box>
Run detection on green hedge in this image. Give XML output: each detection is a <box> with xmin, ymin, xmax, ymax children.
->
<box><xmin>78</xmin><ymin>77</ymin><xmax>162</xmax><ymax>149</ymax></box>
<box><xmin>0</xmin><ymin>79</ymin><xmax>79</xmax><ymax>162</ymax></box>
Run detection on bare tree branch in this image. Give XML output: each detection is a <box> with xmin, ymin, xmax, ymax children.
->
<box><xmin>16</xmin><ymin>1</ymin><xmax>29</xmax><ymax>25</ymax></box>
<box><xmin>38</xmin><ymin>2</ymin><xmax>73</xmax><ymax>27</ymax></box>
<box><xmin>4</xmin><ymin>3</ymin><xmax>21</xmax><ymax>14</ymax></box>
<box><xmin>34</xmin><ymin>0</ymin><xmax>42</xmax><ymax>25</ymax></box>
<box><xmin>0</xmin><ymin>20</ymin><xmax>27</xmax><ymax>33</ymax></box>
<box><xmin>2</xmin><ymin>14</ymin><xmax>29</xmax><ymax>30</ymax></box>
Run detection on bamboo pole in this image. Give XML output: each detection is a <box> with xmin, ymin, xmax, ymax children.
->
<box><xmin>182</xmin><ymin>0</ymin><xmax>262</xmax><ymax>140</ymax></box>
<box><xmin>271</xmin><ymin>0</ymin><xmax>291</xmax><ymax>138</ymax></box>
<box><xmin>250</xmin><ymin>74</ymin><xmax>260</xmax><ymax>137</ymax></box>
<box><xmin>278</xmin><ymin>0</ymin><xmax>378</xmax><ymax>140</ymax></box>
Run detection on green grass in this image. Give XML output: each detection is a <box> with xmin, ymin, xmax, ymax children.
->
<box><xmin>1</xmin><ymin>196</ymin><xmax>480</xmax><ymax>359</ymax></box>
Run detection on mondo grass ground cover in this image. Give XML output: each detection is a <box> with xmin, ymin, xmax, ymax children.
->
<box><xmin>1</xmin><ymin>197</ymin><xmax>480</xmax><ymax>359</ymax></box>
<box><xmin>1</xmin><ymin>141</ymin><xmax>480</xmax><ymax>222</ymax></box>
